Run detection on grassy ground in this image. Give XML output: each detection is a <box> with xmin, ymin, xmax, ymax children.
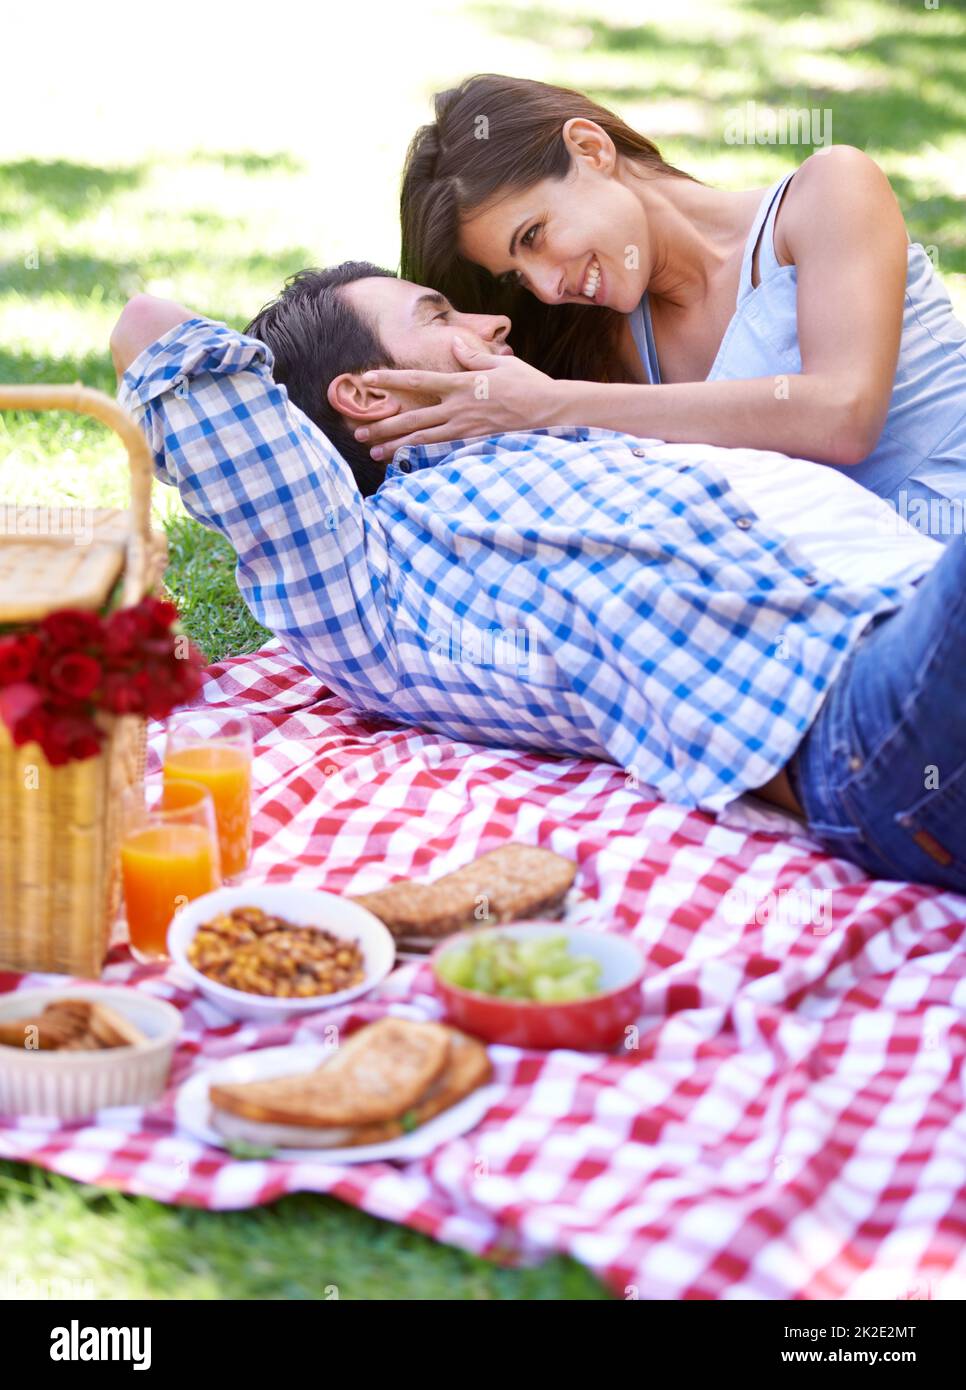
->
<box><xmin>1</xmin><ymin>0</ymin><xmax>963</xmax><ymax>1299</ymax></box>
<box><xmin>0</xmin><ymin>1162</ymin><xmax>606</xmax><ymax>1300</ymax></box>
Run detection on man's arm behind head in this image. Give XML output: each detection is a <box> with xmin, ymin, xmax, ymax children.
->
<box><xmin>109</xmin><ymin>297</ymin><xmax>401</xmax><ymax>709</ymax></box>
<box><xmin>110</xmin><ymin>294</ymin><xmax>195</xmax><ymax>381</ymax></box>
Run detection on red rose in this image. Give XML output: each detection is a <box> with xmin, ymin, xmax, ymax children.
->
<box><xmin>173</xmin><ymin>661</ymin><xmax>204</xmax><ymax>703</ymax></box>
<box><xmin>42</xmin><ymin>713</ymin><xmax>103</xmax><ymax>766</ymax></box>
<box><xmin>14</xmin><ymin>707</ymin><xmax>53</xmax><ymax>750</ymax></box>
<box><xmin>132</xmin><ymin>669</ymin><xmax>155</xmax><ymax>707</ymax></box>
<box><xmin>140</xmin><ymin>596</ymin><xmax>179</xmax><ymax>635</ymax></box>
<box><xmin>0</xmin><ymin>599</ymin><xmax>201</xmax><ymax>759</ymax></box>
<box><xmin>39</xmin><ymin>609</ymin><xmax>104</xmax><ymax>649</ymax></box>
<box><xmin>45</xmin><ymin>687</ymin><xmax>83</xmax><ymax>712</ymax></box>
<box><xmin>144</xmin><ymin>673</ymin><xmax>182</xmax><ymax>719</ymax></box>
<box><xmin>138</xmin><ymin>637</ymin><xmax>177</xmax><ymax>664</ymax></box>
<box><xmin>0</xmin><ymin>633</ymin><xmax>40</xmax><ymax>684</ymax></box>
<box><xmin>102</xmin><ymin>649</ymin><xmax>137</xmax><ymax>675</ymax></box>
<box><xmin>0</xmin><ymin>682</ymin><xmax>43</xmax><ymax>740</ymax></box>
<box><xmin>105</xmin><ymin>597</ymin><xmax>179</xmax><ymax>651</ymax></box>
<box><xmin>45</xmin><ymin>651</ymin><xmax>103</xmax><ymax>701</ymax></box>
<box><xmin>103</xmin><ymin>608</ymin><xmax>146</xmax><ymax>657</ymax></box>
<box><xmin>101</xmin><ymin>672</ymin><xmax>146</xmax><ymax>714</ymax></box>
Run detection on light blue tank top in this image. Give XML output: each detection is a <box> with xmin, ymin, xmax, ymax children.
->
<box><xmin>629</xmin><ymin>172</ymin><xmax>966</xmax><ymax>539</ymax></box>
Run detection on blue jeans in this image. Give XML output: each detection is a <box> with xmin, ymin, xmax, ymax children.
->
<box><xmin>788</xmin><ymin>537</ymin><xmax>966</xmax><ymax>894</ymax></box>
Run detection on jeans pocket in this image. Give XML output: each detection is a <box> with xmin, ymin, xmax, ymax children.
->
<box><xmin>892</xmin><ymin>762</ymin><xmax>966</xmax><ymax>875</ymax></box>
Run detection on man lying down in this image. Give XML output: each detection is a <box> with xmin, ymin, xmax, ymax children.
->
<box><xmin>110</xmin><ymin>266</ymin><xmax>965</xmax><ymax>894</ymax></box>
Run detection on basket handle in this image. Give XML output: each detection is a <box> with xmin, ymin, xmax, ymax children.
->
<box><xmin>0</xmin><ymin>384</ymin><xmax>153</xmax><ymax>606</ymax></box>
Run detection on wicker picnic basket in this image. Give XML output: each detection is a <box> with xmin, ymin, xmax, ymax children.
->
<box><xmin>0</xmin><ymin>384</ymin><xmax>167</xmax><ymax>977</ymax></box>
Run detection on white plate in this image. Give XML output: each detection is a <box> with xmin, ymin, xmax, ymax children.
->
<box><xmin>175</xmin><ymin>1043</ymin><xmax>500</xmax><ymax>1164</ymax></box>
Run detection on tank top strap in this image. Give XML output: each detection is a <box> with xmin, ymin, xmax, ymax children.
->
<box><xmin>631</xmin><ymin>170</ymin><xmax>797</xmax><ymax>383</ymax></box>
<box><xmin>737</xmin><ymin>171</ymin><xmax>796</xmax><ymax>304</ymax></box>
<box><xmin>629</xmin><ymin>295</ymin><xmax>662</xmax><ymax>385</ymax></box>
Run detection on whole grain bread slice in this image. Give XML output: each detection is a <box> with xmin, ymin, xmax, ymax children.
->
<box><xmin>351</xmin><ymin>843</ymin><xmax>576</xmax><ymax>946</ymax></box>
<box><xmin>208</xmin><ymin>1017</ymin><xmax>450</xmax><ymax>1128</ymax></box>
<box><xmin>344</xmin><ymin>1028</ymin><xmax>493</xmax><ymax>1145</ymax></box>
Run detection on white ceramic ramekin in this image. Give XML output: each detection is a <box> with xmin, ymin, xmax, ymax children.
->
<box><xmin>0</xmin><ymin>986</ymin><xmax>182</xmax><ymax>1119</ymax></box>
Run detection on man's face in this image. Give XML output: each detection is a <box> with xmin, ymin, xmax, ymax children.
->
<box><xmin>327</xmin><ymin>276</ymin><xmax>512</xmax><ymax>428</ymax></box>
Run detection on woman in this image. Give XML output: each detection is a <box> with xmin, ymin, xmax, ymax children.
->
<box><xmin>357</xmin><ymin>74</ymin><xmax>966</xmax><ymax>539</ymax></box>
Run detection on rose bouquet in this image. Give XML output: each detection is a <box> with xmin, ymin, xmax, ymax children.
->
<box><xmin>0</xmin><ymin>596</ymin><xmax>204</xmax><ymax>767</ymax></box>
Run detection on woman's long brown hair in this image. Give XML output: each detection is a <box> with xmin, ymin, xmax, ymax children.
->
<box><xmin>400</xmin><ymin>74</ymin><xmax>700</xmax><ymax>384</ymax></box>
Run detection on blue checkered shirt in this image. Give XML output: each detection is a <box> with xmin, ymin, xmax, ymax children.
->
<box><xmin>118</xmin><ymin>317</ymin><xmax>914</xmax><ymax>812</ymax></box>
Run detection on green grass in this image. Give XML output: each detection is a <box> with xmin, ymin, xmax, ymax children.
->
<box><xmin>162</xmin><ymin>514</ymin><xmax>271</xmax><ymax>664</ymax></box>
<box><xmin>0</xmin><ymin>1161</ymin><xmax>606</xmax><ymax>1300</ymax></box>
<box><xmin>0</xmin><ymin>0</ymin><xmax>963</xmax><ymax>1301</ymax></box>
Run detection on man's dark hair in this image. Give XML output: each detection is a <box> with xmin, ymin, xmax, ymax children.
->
<box><xmin>245</xmin><ymin>262</ymin><xmax>397</xmax><ymax>497</ymax></box>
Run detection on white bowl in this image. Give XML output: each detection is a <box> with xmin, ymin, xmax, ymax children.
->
<box><xmin>167</xmin><ymin>884</ymin><xmax>397</xmax><ymax>1022</ymax></box>
<box><xmin>0</xmin><ymin>986</ymin><xmax>183</xmax><ymax>1119</ymax></box>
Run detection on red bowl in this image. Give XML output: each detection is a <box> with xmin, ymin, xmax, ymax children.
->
<box><xmin>431</xmin><ymin>923</ymin><xmax>646</xmax><ymax>1051</ymax></box>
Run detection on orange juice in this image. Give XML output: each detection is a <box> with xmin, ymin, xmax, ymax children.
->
<box><xmin>163</xmin><ymin>742</ymin><xmax>252</xmax><ymax>878</ymax></box>
<box><xmin>121</xmin><ymin>824</ymin><xmax>218</xmax><ymax>958</ymax></box>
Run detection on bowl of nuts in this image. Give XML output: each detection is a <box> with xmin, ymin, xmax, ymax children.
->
<box><xmin>167</xmin><ymin>885</ymin><xmax>396</xmax><ymax>1021</ymax></box>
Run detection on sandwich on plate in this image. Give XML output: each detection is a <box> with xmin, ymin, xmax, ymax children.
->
<box><xmin>208</xmin><ymin>1016</ymin><xmax>492</xmax><ymax>1149</ymax></box>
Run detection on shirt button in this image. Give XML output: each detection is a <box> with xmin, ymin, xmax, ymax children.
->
<box><xmin>802</xmin><ymin>574</ymin><xmax>818</xmax><ymax>587</ymax></box>
<box><xmin>848</xmin><ymin>754</ymin><xmax>863</xmax><ymax>772</ymax></box>
<box><xmin>631</xmin><ymin>447</ymin><xmax>648</xmax><ymax>458</ymax></box>
<box><xmin>398</xmin><ymin>458</ymin><xmax>413</xmax><ymax>474</ymax></box>
<box><xmin>735</xmin><ymin>516</ymin><xmax>753</xmax><ymax>530</ymax></box>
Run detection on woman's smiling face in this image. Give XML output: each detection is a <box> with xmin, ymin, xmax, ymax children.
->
<box><xmin>457</xmin><ymin>119</ymin><xmax>651</xmax><ymax>315</ymax></box>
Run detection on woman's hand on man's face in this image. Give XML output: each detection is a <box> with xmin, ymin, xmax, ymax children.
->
<box><xmin>353</xmin><ymin>338</ymin><xmax>559</xmax><ymax>460</ymax></box>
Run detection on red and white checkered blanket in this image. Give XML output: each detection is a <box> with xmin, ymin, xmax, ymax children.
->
<box><xmin>2</xmin><ymin>641</ymin><xmax>964</xmax><ymax>1299</ymax></box>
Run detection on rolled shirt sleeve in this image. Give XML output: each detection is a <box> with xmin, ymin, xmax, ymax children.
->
<box><xmin>117</xmin><ymin>317</ymin><xmax>398</xmax><ymax>709</ymax></box>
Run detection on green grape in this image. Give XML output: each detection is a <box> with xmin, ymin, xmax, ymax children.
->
<box><xmin>437</xmin><ymin>948</ymin><xmax>474</xmax><ymax>989</ymax></box>
<box><xmin>437</xmin><ymin>933</ymin><xmax>602</xmax><ymax>1001</ymax></box>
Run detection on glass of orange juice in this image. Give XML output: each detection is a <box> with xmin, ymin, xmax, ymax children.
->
<box><xmin>120</xmin><ymin>778</ymin><xmax>222</xmax><ymax>962</ymax></box>
<box><xmin>162</xmin><ymin>711</ymin><xmax>254</xmax><ymax>880</ymax></box>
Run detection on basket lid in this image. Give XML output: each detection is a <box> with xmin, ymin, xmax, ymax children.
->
<box><xmin>0</xmin><ymin>508</ymin><xmax>130</xmax><ymax>621</ymax></box>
